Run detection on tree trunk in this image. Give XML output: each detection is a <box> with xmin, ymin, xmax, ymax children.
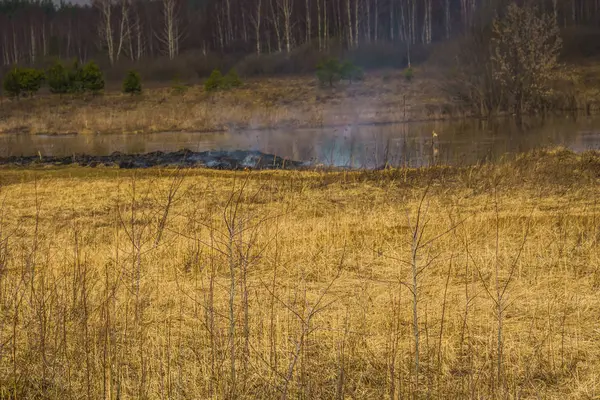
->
<box><xmin>445</xmin><ymin>0</ymin><xmax>451</xmax><ymax>39</ymax></box>
<box><xmin>42</xmin><ymin>21</ymin><xmax>48</xmax><ymax>57</ymax></box>
<box><xmin>317</xmin><ymin>0</ymin><xmax>322</xmax><ymax>49</ymax></box>
<box><xmin>336</xmin><ymin>0</ymin><xmax>342</xmax><ymax>40</ymax></box>
<box><xmin>270</xmin><ymin>0</ymin><xmax>282</xmax><ymax>52</ymax></box>
<box><xmin>97</xmin><ymin>0</ymin><xmax>115</xmax><ymax>65</ymax></box>
<box><xmin>116</xmin><ymin>0</ymin><xmax>129</xmax><ymax>62</ymax></box>
<box><xmin>324</xmin><ymin>0</ymin><xmax>328</xmax><ymax>49</ymax></box>
<box><xmin>279</xmin><ymin>0</ymin><xmax>292</xmax><ymax>53</ymax></box>
<box><xmin>374</xmin><ymin>0</ymin><xmax>378</xmax><ymax>42</ymax></box>
<box><xmin>226</xmin><ymin>0</ymin><xmax>233</xmax><ymax>43</ymax></box>
<box><xmin>158</xmin><ymin>0</ymin><xmax>180</xmax><ymax>60</ymax></box>
<box><xmin>423</xmin><ymin>0</ymin><xmax>431</xmax><ymax>44</ymax></box>
<box><xmin>365</xmin><ymin>0</ymin><xmax>370</xmax><ymax>43</ymax></box>
<box><xmin>346</xmin><ymin>0</ymin><xmax>353</xmax><ymax>47</ymax></box>
<box><xmin>252</xmin><ymin>0</ymin><xmax>262</xmax><ymax>55</ymax></box>
<box><xmin>135</xmin><ymin>10</ymin><xmax>143</xmax><ymax>60</ymax></box>
<box><xmin>410</xmin><ymin>0</ymin><xmax>415</xmax><ymax>44</ymax></box>
<box><xmin>30</xmin><ymin>25</ymin><xmax>36</xmax><ymax>64</ymax></box>
<box><xmin>354</xmin><ymin>0</ymin><xmax>358</xmax><ymax>47</ymax></box>
<box><xmin>389</xmin><ymin>0</ymin><xmax>394</xmax><ymax>41</ymax></box>
<box><xmin>305</xmin><ymin>0</ymin><xmax>311</xmax><ymax>44</ymax></box>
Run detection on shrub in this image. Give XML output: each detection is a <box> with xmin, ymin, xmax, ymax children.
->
<box><xmin>20</xmin><ymin>69</ymin><xmax>44</xmax><ymax>96</ymax></box>
<box><xmin>48</xmin><ymin>60</ymin><xmax>105</xmax><ymax>94</ymax></box>
<box><xmin>316</xmin><ymin>58</ymin><xmax>342</xmax><ymax>87</ymax></box>
<box><xmin>340</xmin><ymin>60</ymin><xmax>364</xmax><ymax>83</ymax></box>
<box><xmin>67</xmin><ymin>61</ymin><xmax>85</xmax><ymax>93</ymax></box>
<box><xmin>2</xmin><ymin>69</ymin><xmax>22</xmax><ymax>97</ymax></box>
<box><xmin>81</xmin><ymin>61</ymin><xmax>105</xmax><ymax>94</ymax></box>
<box><xmin>204</xmin><ymin>69</ymin><xmax>224</xmax><ymax>92</ymax></box>
<box><xmin>403</xmin><ymin>67</ymin><xmax>414</xmax><ymax>82</ymax></box>
<box><xmin>235</xmin><ymin>44</ymin><xmax>325</xmax><ymax>76</ymax></box>
<box><xmin>492</xmin><ymin>4</ymin><xmax>562</xmax><ymax>116</ymax></box>
<box><xmin>222</xmin><ymin>68</ymin><xmax>243</xmax><ymax>89</ymax></box>
<box><xmin>46</xmin><ymin>61</ymin><xmax>71</xmax><ymax>94</ymax></box>
<box><xmin>123</xmin><ymin>70</ymin><xmax>142</xmax><ymax>95</ymax></box>
<box><xmin>316</xmin><ymin>58</ymin><xmax>364</xmax><ymax>86</ymax></box>
<box><xmin>2</xmin><ymin>67</ymin><xmax>44</xmax><ymax>98</ymax></box>
<box><xmin>171</xmin><ymin>76</ymin><xmax>188</xmax><ymax>95</ymax></box>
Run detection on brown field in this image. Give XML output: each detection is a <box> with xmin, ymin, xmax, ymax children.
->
<box><xmin>0</xmin><ymin>69</ymin><xmax>448</xmax><ymax>136</ymax></box>
<box><xmin>0</xmin><ymin>148</ymin><xmax>598</xmax><ymax>399</ymax></box>
<box><xmin>2</xmin><ymin>60</ymin><xmax>600</xmax><ymax>137</ymax></box>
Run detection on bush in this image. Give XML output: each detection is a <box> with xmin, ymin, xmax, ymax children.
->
<box><xmin>492</xmin><ymin>4</ymin><xmax>561</xmax><ymax>116</ymax></box>
<box><xmin>46</xmin><ymin>61</ymin><xmax>71</xmax><ymax>94</ymax></box>
<box><xmin>123</xmin><ymin>70</ymin><xmax>142</xmax><ymax>95</ymax></box>
<box><xmin>235</xmin><ymin>44</ymin><xmax>328</xmax><ymax>76</ymax></box>
<box><xmin>340</xmin><ymin>60</ymin><xmax>364</xmax><ymax>83</ymax></box>
<box><xmin>316</xmin><ymin>58</ymin><xmax>363</xmax><ymax>86</ymax></box>
<box><xmin>316</xmin><ymin>58</ymin><xmax>342</xmax><ymax>87</ymax></box>
<box><xmin>81</xmin><ymin>61</ymin><xmax>105</xmax><ymax>94</ymax></box>
<box><xmin>171</xmin><ymin>76</ymin><xmax>188</xmax><ymax>95</ymax></box>
<box><xmin>46</xmin><ymin>60</ymin><xmax>104</xmax><ymax>94</ymax></box>
<box><xmin>20</xmin><ymin>69</ymin><xmax>45</xmax><ymax>95</ymax></box>
<box><xmin>2</xmin><ymin>69</ymin><xmax>21</xmax><ymax>97</ymax></box>
<box><xmin>2</xmin><ymin>67</ymin><xmax>44</xmax><ymax>98</ymax></box>
<box><xmin>66</xmin><ymin>61</ymin><xmax>85</xmax><ymax>93</ymax></box>
<box><xmin>204</xmin><ymin>69</ymin><xmax>224</xmax><ymax>92</ymax></box>
<box><xmin>403</xmin><ymin>67</ymin><xmax>414</xmax><ymax>82</ymax></box>
<box><xmin>222</xmin><ymin>69</ymin><xmax>243</xmax><ymax>89</ymax></box>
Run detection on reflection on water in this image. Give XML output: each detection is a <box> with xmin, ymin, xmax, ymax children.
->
<box><xmin>1</xmin><ymin>116</ymin><xmax>600</xmax><ymax>167</ymax></box>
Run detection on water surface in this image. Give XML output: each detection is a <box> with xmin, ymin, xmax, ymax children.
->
<box><xmin>1</xmin><ymin>116</ymin><xmax>599</xmax><ymax>168</ymax></box>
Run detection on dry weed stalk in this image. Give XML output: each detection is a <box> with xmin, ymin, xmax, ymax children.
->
<box><xmin>0</xmin><ymin>151</ymin><xmax>597</xmax><ymax>398</ymax></box>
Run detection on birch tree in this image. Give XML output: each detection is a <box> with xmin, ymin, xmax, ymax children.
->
<box><xmin>250</xmin><ymin>0</ymin><xmax>262</xmax><ymax>54</ymax></box>
<box><xmin>269</xmin><ymin>0</ymin><xmax>282</xmax><ymax>52</ymax></box>
<box><xmin>278</xmin><ymin>0</ymin><xmax>292</xmax><ymax>52</ymax></box>
<box><xmin>95</xmin><ymin>0</ymin><xmax>115</xmax><ymax>64</ymax></box>
<box><xmin>157</xmin><ymin>0</ymin><xmax>183</xmax><ymax>60</ymax></box>
<box><xmin>305</xmin><ymin>0</ymin><xmax>311</xmax><ymax>44</ymax></box>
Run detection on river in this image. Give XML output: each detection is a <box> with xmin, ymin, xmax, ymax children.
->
<box><xmin>1</xmin><ymin>115</ymin><xmax>599</xmax><ymax>168</ymax></box>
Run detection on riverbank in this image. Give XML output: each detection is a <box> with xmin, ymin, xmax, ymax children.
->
<box><xmin>0</xmin><ymin>69</ymin><xmax>445</xmax><ymax>135</ymax></box>
<box><xmin>2</xmin><ymin>62</ymin><xmax>600</xmax><ymax>136</ymax></box>
<box><xmin>0</xmin><ymin>149</ymin><xmax>598</xmax><ymax>398</ymax></box>
<box><xmin>0</xmin><ymin>149</ymin><xmax>304</xmax><ymax>169</ymax></box>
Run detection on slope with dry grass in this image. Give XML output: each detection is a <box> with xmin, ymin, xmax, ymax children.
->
<box><xmin>0</xmin><ymin>71</ymin><xmax>443</xmax><ymax>135</ymax></box>
<box><xmin>0</xmin><ymin>148</ymin><xmax>598</xmax><ymax>399</ymax></box>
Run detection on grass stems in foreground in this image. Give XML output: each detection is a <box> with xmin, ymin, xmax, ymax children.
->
<box><xmin>0</xmin><ymin>149</ymin><xmax>598</xmax><ymax>398</ymax></box>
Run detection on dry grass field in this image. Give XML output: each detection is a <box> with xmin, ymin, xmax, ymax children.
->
<box><xmin>2</xmin><ymin>62</ymin><xmax>600</xmax><ymax>137</ymax></box>
<box><xmin>0</xmin><ymin>70</ymin><xmax>445</xmax><ymax>135</ymax></box>
<box><xmin>0</xmin><ymin>148</ymin><xmax>598</xmax><ymax>399</ymax></box>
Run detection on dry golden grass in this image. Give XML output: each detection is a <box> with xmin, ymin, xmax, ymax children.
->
<box><xmin>0</xmin><ymin>71</ymin><xmax>443</xmax><ymax>135</ymax></box>
<box><xmin>0</xmin><ymin>149</ymin><xmax>598</xmax><ymax>399</ymax></box>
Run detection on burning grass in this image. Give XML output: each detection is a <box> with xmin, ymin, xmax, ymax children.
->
<box><xmin>0</xmin><ymin>149</ymin><xmax>598</xmax><ymax>398</ymax></box>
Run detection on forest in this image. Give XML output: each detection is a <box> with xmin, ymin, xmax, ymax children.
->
<box><xmin>1</xmin><ymin>0</ymin><xmax>600</xmax><ymax>74</ymax></box>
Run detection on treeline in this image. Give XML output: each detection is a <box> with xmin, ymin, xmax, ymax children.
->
<box><xmin>1</xmin><ymin>0</ymin><xmax>600</xmax><ymax>72</ymax></box>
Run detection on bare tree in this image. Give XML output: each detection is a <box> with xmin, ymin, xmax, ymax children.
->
<box><xmin>423</xmin><ymin>0</ymin><xmax>431</xmax><ymax>44</ymax></box>
<box><xmin>305</xmin><ymin>0</ymin><xmax>311</xmax><ymax>44</ymax></box>
<box><xmin>116</xmin><ymin>0</ymin><xmax>130</xmax><ymax>61</ymax></box>
<box><xmin>444</xmin><ymin>0</ymin><xmax>451</xmax><ymax>39</ymax></box>
<box><xmin>353</xmin><ymin>0</ymin><xmax>358</xmax><ymax>47</ymax></box>
<box><xmin>278</xmin><ymin>0</ymin><xmax>293</xmax><ymax>52</ymax></box>
<box><xmin>157</xmin><ymin>0</ymin><xmax>183</xmax><ymax>59</ymax></box>
<box><xmin>1</xmin><ymin>0</ymin><xmax>599</xmax><ymax>69</ymax></box>
<box><xmin>316</xmin><ymin>0</ymin><xmax>322</xmax><ymax>49</ymax></box>
<box><xmin>492</xmin><ymin>3</ymin><xmax>562</xmax><ymax>118</ymax></box>
<box><xmin>95</xmin><ymin>0</ymin><xmax>115</xmax><ymax>64</ymax></box>
<box><xmin>269</xmin><ymin>0</ymin><xmax>283</xmax><ymax>52</ymax></box>
<box><xmin>251</xmin><ymin>0</ymin><xmax>263</xmax><ymax>55</ymax></box>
